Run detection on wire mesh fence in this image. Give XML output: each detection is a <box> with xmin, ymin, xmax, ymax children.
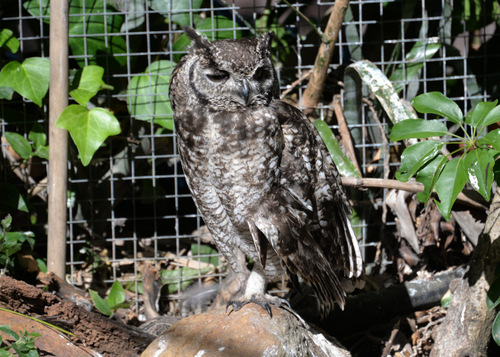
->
<box><xmin>1</xmin><ymin>0</ymin><xmax>498</xmax><ymax>318</ymax></box>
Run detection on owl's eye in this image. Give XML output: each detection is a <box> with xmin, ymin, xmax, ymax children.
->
<box><xmin>254</xmin><ymin>67</ymin><xmax>265</xmax><ymax>80</ymax></box>
<box><xmin>206</xmin><ymin>71</ymin><xmax>229</xmax><ymax>82</ymax></box>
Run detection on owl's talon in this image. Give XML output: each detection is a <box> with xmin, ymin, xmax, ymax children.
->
<box><xmin>226</xmin><ymin>295</ymin><xmax>291</xmax><ymax>318</ymax></box>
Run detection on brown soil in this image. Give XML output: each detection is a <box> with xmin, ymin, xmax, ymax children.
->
<box><xmin>0</xmin><ymin>275</ymin><xmax>154</xmax><ymax>356</ymax></box>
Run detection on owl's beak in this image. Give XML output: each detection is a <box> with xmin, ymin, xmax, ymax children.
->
<box><xmin>241</xmin><ymin>80</ymin><xmax>250</xmax><ymax>105</ymax></box>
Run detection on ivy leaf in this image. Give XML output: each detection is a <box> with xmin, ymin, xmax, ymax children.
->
<box><xmin>57</xmin><ymin>105</ymin><xmax>121</xmax><ymax>166</ymax></box>
<box><xmin>172</xmin><ymin>16</ymin><xmax>242</xmax><ymax>62</ymax></box>
<box><xmin>466</xmin><ymin>100</ymin><xmax>498</xmax><ymax>128</ymax></box>
<box><xmin>89</xmin><ymin>289</ymin><xmax>111</xmax><ymax>316</ymax></box>
<box><xmin>390</xmin><ymin>119</ymin><xmax>448</xmax><ymax>141</ymax></box>
<box><xmin>0</xmin><ymin>29</ymin><xmax>20</xmax><ymax>53</ymax></box>
<box><xmin>396</xmin><ymin>140</ymin><xmax>442</xmax><ymax>182</ymax></box>
<box><xmin>411</xmin><ymin>92</ymin><xmax>463</xmax><ymax>124</ymax></box>
<box><xmin>28</xmin><ymin>123</ymin><xmax>47</xmax><ymax>150</ymax></box>
<box><xmin>149</xmin><ymin>0</ymin><xmax>203</xmax><ymax>27</ymax></box>
<box><xmin>415</xmin><ymin>154</ymin><xmax>445</xmax><ymax>203</ymax></box>
<box><xmin>464</xmin><ymin>149</ymin><xmax>495</xmax><ymax>201</ymax></box>
<box><xmin>0</xmin><ymin>57</ymin><xmax>50</xmax><ymax>107</ymax></box>
<box><xmin>434</xmin><ymin>158</ymin><xmax>468</xmax><ymax>221</ymax></box>
<box><xmin>70</xmin><ymin>65</ymin><xmax>113</xmax><ymax>106</ymax></box>
<box><xmin>313</xmin><ymin>120</ymin><xmax>361</xmax><ymax>178</ymax></box>
<box><xmin>127</xmin><ymin>60</ymin><xmax>175</xmax><ymax>130</ymax></box>
<box><xmin>4</xmin><ymin>132</ymin><xmax>32</xmax><ymax>160</ymax></box>
<box><xmin>24</xmin><ymin>0</ymin><xmax>127</xmax><ymax>68</ymax></box>
<box><xmin>478</xmin><ymin>128</ymin><xmax>500</xmax><ymax>151</ymax></box>
<box><xmin>29</xmin><ymin>123</ymin><xmax>49</xmax><ymax>160</ymax></box>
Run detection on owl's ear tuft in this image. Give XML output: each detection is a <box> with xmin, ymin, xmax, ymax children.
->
<box><xmin>183</xmin><ymin>26</ymin><xmax>212</xmax><ymax>50</ymax></box>
<box><xmin>257</xmin><ymin>31</ymin><xmax>274</xmax><ymax>54</ymax></box>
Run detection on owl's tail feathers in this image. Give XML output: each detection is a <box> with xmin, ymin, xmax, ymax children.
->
<box><xmin>342</xmin><ymin>210</ymin><xmax>365</xmax><ymax>290</ymax></box>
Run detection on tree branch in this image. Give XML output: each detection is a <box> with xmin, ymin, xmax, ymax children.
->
<box><xmin>341</xmin><ymin>177</ymin><xmax>488</xmax><ymax>210</ymax></box>
<box><xmin>301</xmin><ymin>0</ymin><xmax>350</xmax><ymax>113</ymax></box>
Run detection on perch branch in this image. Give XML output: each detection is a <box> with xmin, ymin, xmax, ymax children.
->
<box><xmin>341</xmin><ymin>177</ymin><xmax>487</xmax><ymax>210</ymax></box>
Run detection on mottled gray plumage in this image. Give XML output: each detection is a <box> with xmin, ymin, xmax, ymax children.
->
<box><xmin>169</xmin><ymin>27</ymin><xmax>364</xmax><ymax>317</ymax></box>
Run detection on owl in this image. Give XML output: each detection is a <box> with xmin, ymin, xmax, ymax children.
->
<box><xmin>169</xmin><ymin>27</ymin><xmax>364</xmax><ymax>318</ymax></box>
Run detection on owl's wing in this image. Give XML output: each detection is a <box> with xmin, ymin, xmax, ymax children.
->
<box><xmin>271</xmin><ymin>100</ymin><xmax>364</xmax><ymax>316</ymax></box>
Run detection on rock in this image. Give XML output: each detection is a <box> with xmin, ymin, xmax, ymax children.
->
<box><xmin>141</xmin><ymin>304</ymin><xmax>351</xmax><ymax>357</ymax></box>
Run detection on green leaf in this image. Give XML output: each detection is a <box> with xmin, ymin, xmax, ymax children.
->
<box><xmin>493</xmin><ymin>311</ymin><xmax>500</xmax><ymax>346</ymax></box>
<box><xmin>37</xmin><ymin>258</ymin><xmax>47</xmax><ymax>273</ymax></box>
<box><xmin>25</xmin><ymin>0</ymin><xmax>127</xmax><ymax>68</ymax></box>
<box><xmin>390</xmin><ymin>119</ymin><xmax>448</xmax><ymax>141</ymax></box>
<box><xmin>89</xmin><ymin>289</ymin><xmax>111</xmax><ymax>316</ymax></box>
<box><xmin>434</xmin><ymin>158</ymin><xmax>468</xmax><ymax>221</ymax></box>
<box><xmin>196</xmin><ymin>16</ymin><xmax>243</xmax><ymax>40</ymax></box>
<box><xmin>28</xmin><ymin>123</ymin><xmax>47</xmax><ymax>151</ymax></box>
<box><xmin>107</xmin><ymin>280</ymin><xmax>125</xmax><ymax>308</ymax></box>
<box><xmin>0</xmin><ymin>183</ymin><xmax>29</xmax><ymax>213</ymax></box>
<box><xmin>0</xmin><ymin>325</ymin><xmax>19</xmax><ymax>340</ymax></box>
<box><xmin>29</xmin><ymin>124</ymin><xmax>49</xmax><ymax>160</ymax></box>
<box><xmin>149</xmin><ymin>0</ymin><xmax>203</xmax><ymax>27</ymax></box>
<box><xmin>389</xmin><ymin>41</ymin><xmax>441</xmax><ymax>93</ymax></box>
<box><xmin>4</xmin><ymin>132</ymin><xmax>32</xmax><ymax>160</ymax></box>
<box><xmin>466</xmin><ymin>100</ymin><xmax>498</xmax><ymax>127</ymax></box>
<box><xmin>0</xmin><ymin>57</ymin><xmax>50</xmax><ymax>107</ymax></box>
<box><xmin>313</xmin><ymin>120</ymin><xmax>361</xmax><ymax>178</ymax></box>
<box><xmin>487</xmin><ymin>278</ymin><xmax>500</xmax><ymax>310</ymax></box>
<box><xmin>412</xmin><ymin>92</ymin><xmax>463</xmax><ymax>124</ymax></box>
<box><xmin>0</xmin><ymin>86</ymin><xmax>15</xmax><ymax>100</ymax></box>
<box><xmin>415</xmin><ymin>154</ymin><xmax>446</xmax><ymax>203</ymax></box>
<box><xmin>191</xmin><ymin>244</ymin><xmax>220</xmax><ymax>267</ymax></box>
<box><xmin>345</xmin><ymin>60</ymin><xmax>419</xmax><ymax>125</ymax></box>
<box><xmin>478</xmin><ymin>128</ymin><xmax>500</xmax><ymax>151</ymax></box>
<box><xmin>464</xmin><ymin>149</ymin><xmax>495</xmax><ymax>201</ymax></box>
<box><xmin>161</xmin><ymin>267</ymin><xmax>211</xmax><ymax>294</ymax></box>
<box><xmin>172</xmin><ymin>16</ymin><xmax>242</xmax><ymax>62</ymax></box>
<box><xmin>0</xmin><ymin>29</ymin><xmax>20</xmax><ymax>53</ymax></box>
<box><xmin>480</xmin><ymin>105</ymin><xmax>500</xmax><ymax>131</ymax></box>
<box><xmin>441</xmin><ymin>289</ymin><xmax>452</xmax><ymax>308</ymax></box>
<box><xmin>127</xmin><ymin>60</ymin><xmax>175</xmax><ymax>130</ymax></box>
<box><xmin>396</xmin><ymin>140</ymin><xmax>442</xmax><ymax>182</ymax></box>
<box><xmin>70</xmin><ymin>65</ymin><xmax>112</xmax><ymax>106</ymax></box>
<box><xmin>57</xmin><ymin>105</ymin><xmax>121</xmax><ymax>166</ymax></box>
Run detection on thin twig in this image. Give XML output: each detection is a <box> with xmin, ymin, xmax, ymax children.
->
<box><xmin>280</xmin><ymin>0</ymin><xmax>325</xmax><ymax>41</ymax></box>
<box><xmin>333</xmin><ymin>95</ymin><xmax>361</xmax><ymax>173</ymax></box>
<box><xmin>363</xmin><ymin>97</ymin><xmax>390</xmax><ymax>222</ymax></box>
<box><xmin>280</xmin><ymin>70</ymin><xmax>312</xmax><ymax>99</ymax></box>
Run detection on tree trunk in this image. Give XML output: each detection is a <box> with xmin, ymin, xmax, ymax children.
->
<box><xmin>431</xmin><ymin>187</ymin><xmax>500</xmax><ymax>356</ymax></box>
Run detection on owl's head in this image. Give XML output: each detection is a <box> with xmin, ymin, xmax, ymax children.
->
<box><xmin>178</xmin><ymin>27</ymin><xmax>279</xmax><ymax>111</ymax></box>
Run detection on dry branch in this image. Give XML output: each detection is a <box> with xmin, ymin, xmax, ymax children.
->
<box><xmin>301</xmin><ymin>0</ymin><xmax>350</xmax><ymax>113</ymax></box>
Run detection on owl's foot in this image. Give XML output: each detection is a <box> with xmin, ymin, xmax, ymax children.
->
<box><xmin>226</xmin><ymin>294</ymin><xmax>291</xmax><ymax>318</ymax></box>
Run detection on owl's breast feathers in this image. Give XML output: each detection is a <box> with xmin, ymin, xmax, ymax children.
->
<box><xmin>174</xmin><ymin>96</ymin><xmax>364</xmax><ymax>316</ymax></box>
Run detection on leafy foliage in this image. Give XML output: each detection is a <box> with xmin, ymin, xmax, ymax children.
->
<box><xmin>0</xmin><ymin>58</ymin><xmax>50</xmax><ymax>107</ymax></box>
<box><xmin>4</xmin><ymin>124</ymin><xmax>49</xmax><ymax>161</ymax></box>
<box><xmin>24</xmin><ymin>0</ymin><xmax>127</xmax><ymax>67</ymax></box>
<box><xmin>0</xmin><ymin>215</ymin><xmax>35</xmax><ymax>274</ymax></box>
<box><xmin>89</xmin><ymin>280</ymin><xmax>131</xmax><ymax>318</ymax></box>
<box><xmin>0</xmin><ymin>325</ymin><xmax>40</xmax><ymax>357</ymax></box>
<box><xmin>390</xmin><ymin>92</ymin><xmax>500</xmax><ymax>220</ymax></box>
<box><xmin>127</xmin><ymin>60</ymin><xmax>176</xmax><ymax>130</ymax></box>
